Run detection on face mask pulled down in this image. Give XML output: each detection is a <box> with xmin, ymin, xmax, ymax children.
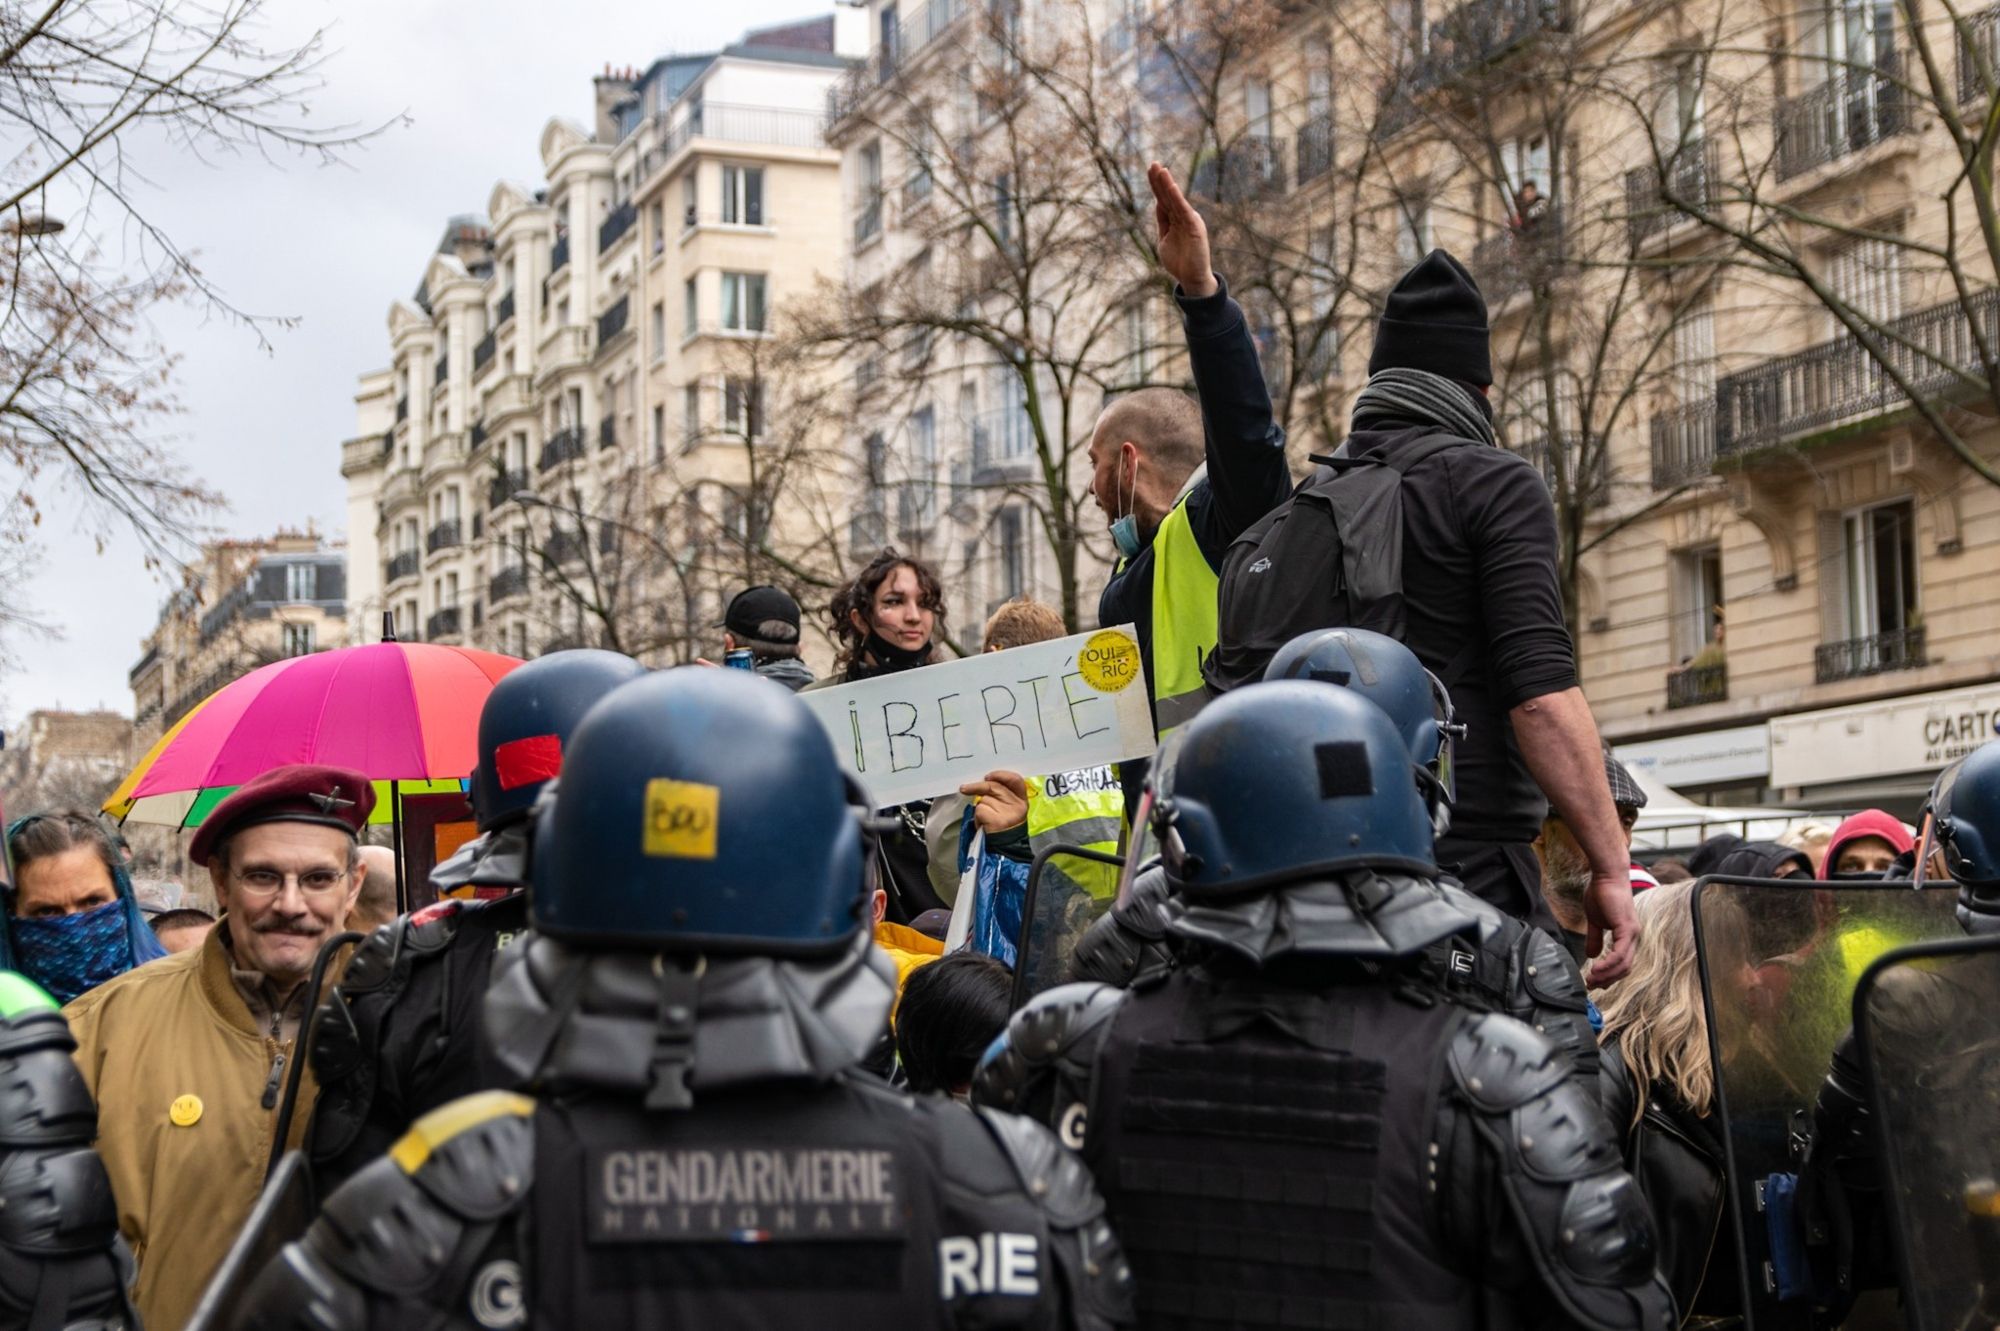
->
<box><xmin>1109</xmin><ymin>453</ymin><xmax>1143</xmax><ymax>560</ymax></box>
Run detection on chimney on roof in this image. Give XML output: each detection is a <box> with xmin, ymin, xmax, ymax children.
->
<box><xmin>592</xmin><ymin>64</ymin><xmax>638</xmax><ymax>143</ymax></box>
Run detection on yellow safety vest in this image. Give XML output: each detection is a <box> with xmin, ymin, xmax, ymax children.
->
<box><xmin>1026</xmin><ymin>767</ymin><xmax>1125</xmax><ymax>901</ymax></box>
<box><xmin>1149</xmin><ymin>497</ymin><xmax>1220</xmax><ymax>739</ymax></box>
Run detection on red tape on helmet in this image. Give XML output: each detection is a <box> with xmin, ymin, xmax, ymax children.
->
<box><xmin>494</xmin><ymin>735</ymin><xmax>563</xmax><ymax>791</ymax></box>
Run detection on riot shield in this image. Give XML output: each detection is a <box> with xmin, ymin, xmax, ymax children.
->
<box><xmin>184</xmin><ymin>1149</ymin><xmax>315</xmax><ymax>1331</ymax></box>
<box><xmin>1855</xmin><ymin>934</ymin><xmax>2000</xmax><ymax>1331</ymax></box>
<box><xmin>1010</xmin><ymin>843</ymin><xmax>1124</xmax><ymax>1008</ymax></box>
<box><xmin>1693</xmin><ymin>875</ymin><xmax>1963</xmax><ymax>1331</ymax></box>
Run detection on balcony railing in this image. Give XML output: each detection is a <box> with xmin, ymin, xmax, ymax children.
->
<box><xmin>1775</xmin><ymin>59</ymin><xmax>1909</xmax><ymax>180</ymax></box>
<box><xmin>1960</xmin><ymin>6</ymin><xmax>2000</xmax><ymax>104</ymax></box>
<box><xmin>385</xmin><ymin>551</ymin><xmax>419</xmax><ymax>584</ymax></box>
<box><xmin>1296</xmin><ymin>114</ymin><xmax>1335</xmax><ymax>186</ymax></box>
<box><xmin>652</xmin><ymin>103</ymin><xmax>829</xmax><ymax>168</ymax></box>
<box><xmin>1815</xmin><ymin>625</ymin><xmax>1926</xmax><ymax>683</ymax></box>
<box><xmin>1650</xmin><ymin>401</ymin><xmax>1717</xmax><ymax>488</ymax></box>
<box><xmin>1191</xmin><ymin>135</ymin><xmax>1288</xmax><ymax>202</ymax></box>
<box><xmin>489</xmin><ymin>565</ymin><xmax>528</xmax><ymax>604</ymax></box>
<box><xmin>1666</xmin><ymin>662</ymin><xmax>1728</xmax><ymax>709</ymax></box>
<box><xmin>1714</xmin><ymin>287</ymin><xmax>2000</xmax><ymax>455</ymax></box>
<box><xmin>1624</xmin><ymin>139</ymin><xmax>1721</xmax><ymax>246</ymax></box>
<box><xmin>425</xmin><ymin>519</ymin><xmax>462</xmax><ymax>554</ymax></box>
<box><xmin>496</xmin><ymin>289</ymin><xmax>516</xmax><ymax>327</ymax></box>
<box><xmin>598</xmin><ymin>200</ymin><xmax>637</xmax><ymax>254</ymax></box>
<box><xmin>550</xmin><ymin>233</ymin><xmax>570</xmax><ymax>272</ymax></box>
<box><xmin>424</xmin><ymin>607</ymin><xmax>461</xmax><ymax>640</ymax></box>
<box><xmin>599</xmin><ymin>414</ymin><xmax>617</xmax><ymax>450</ymax></box>
<box><xmin>488</xmin><ymin>469</ymin><xmax>529</xmax><ymax>508</ymax></box>
<box><xmin>1468</xmin><ymin>206</ymin><xmax>1566</xmax><ymax>303</ymax></box>
<box><xmin>854</xmin><ymin>193</ymin><xmax>883</xmax><ymax>246</ymax></box>
<box><xmin>596</xmin><ymin>296</ymin><xmax>630</xmax><ymax>349</ymax></box>
<box><xmin>473</xmin><ymin>330</ymin><xmax>497</xmax><ymax>377</ymax></box>
<box><xmin>1405</xmin><ymin>0</ymin><xmax>1569</xmax><ymax>93</ymax></box>
<box><xmin>970</xmin><ymin>417</ymin><xmax>1037</xmax><ymax>480</ymax></box>
<box><xmin>538</xmin><ymin>428</ymin><xmax>586</xmax><ymax>472</ymax></box>
<box><xmin>828</xmin><ymin>0</ymin><xmax>965</xmax><ymax>123</ymax></box>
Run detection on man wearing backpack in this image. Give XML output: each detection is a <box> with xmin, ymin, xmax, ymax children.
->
<box><xmin>1200</xmin><ymin>241</ymin><xmax>1639</xmax><ymax>983</ymax></box>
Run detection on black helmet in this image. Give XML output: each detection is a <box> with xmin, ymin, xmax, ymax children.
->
<box><xmin>1263</xmin><ymin>628</ymin><xmax>1460</xmax><ymax>832</ymax></box>
<box><xmin>1158</xmin><ymin>681</ymin><xmax>1435</xmax><ymax>896</ymax></box>
<box><xmin>472</xmin><ymin>649</ymin><xmax>647</xmax><ymax>831</ymax></box>
<box><xmin>529</xmin><ymin>668</ymin><xmax>868</xmax><ymax>953</ymax></box>
<box><xmin>1925</xmin><ymin>743</ymin><xmax>2000</xmax><ymax>935</ymax></box>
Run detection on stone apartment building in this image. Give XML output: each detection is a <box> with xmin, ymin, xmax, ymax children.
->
<box><xmin>127</xmin><ymin>533</ymin><xmax>348</xmax><ymax>750</ymax></box>
<box><xmin>341</xmin><ymin>14</ymin><xmax>865</xmax><ymax>670</ymax></box>
<box><xmin>0</xmin><ymin>709</ymin><xmax>135</xmax><ymax>821</ymax></box>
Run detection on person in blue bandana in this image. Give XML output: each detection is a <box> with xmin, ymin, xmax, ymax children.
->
<box><xmin>2</xmin><ymin>810</ymin><xmax>167</xmax><ymax>1004</ymax></box>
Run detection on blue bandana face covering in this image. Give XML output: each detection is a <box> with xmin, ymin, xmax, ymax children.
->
<box><xmin>10</xmin><ymin>899</ymin><xmax>136</xmax><ymax>1005</ymax></box>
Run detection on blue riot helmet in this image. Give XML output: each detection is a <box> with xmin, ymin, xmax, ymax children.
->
<box><xmin>530</xmin><ymin>667</ymin><xmax>867</xmax><ymax>953</ymax></box>
<box><xmin>472</xmin><ymin>649</ymin><xmax>648</xmax><ymax>832</ymax></box>
<box><xmin>1263</xmin><ymin>628</ymin><xmax>1460</xmax><ymax>833</ymax></box>
<box><xmin>1156</xmin><ymin>681</ymin><xmax>1436</xmax><ymax>896</ymax></box>
<box><xmin>1925</xmin><ymin>743</ymin><xmax>2000</xmax><ymax>935</ymax></box>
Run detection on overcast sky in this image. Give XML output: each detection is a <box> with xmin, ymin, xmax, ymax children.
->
<box><xmin>4</xmin><ymin>0</ymin><xmax>828</xmax><ymax>722</ymax></box>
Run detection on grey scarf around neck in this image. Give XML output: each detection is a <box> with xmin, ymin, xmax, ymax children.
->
<box><xmin>1350</xmin><ymin>366</ymin><xmax>1496</xmax><ymax>446</ymax></box>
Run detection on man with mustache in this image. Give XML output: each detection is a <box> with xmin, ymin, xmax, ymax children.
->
<box><xmin>65</xmin><ymin>763</ymin><xmax>373</xmax><ymax>1331</ymax></box>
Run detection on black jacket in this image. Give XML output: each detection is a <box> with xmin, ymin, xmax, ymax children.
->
<box><xmin>1096</xmin><ymin>276</ymin><xmax>1295</xmax><ymax>728</ymax></box>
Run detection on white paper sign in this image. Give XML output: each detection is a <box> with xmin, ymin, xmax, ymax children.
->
<box><xmin>800</xmin><ymin>625</ymin><xmax>1156</xmax><ymax>808</ymax></box>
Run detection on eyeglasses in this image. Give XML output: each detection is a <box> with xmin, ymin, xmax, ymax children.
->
<box><xmin>231</xmin><ymin>867</ymin><xmax>351</xmax><ymax>899</ymax></box>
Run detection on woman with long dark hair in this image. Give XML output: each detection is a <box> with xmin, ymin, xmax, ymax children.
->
<box><xmin>820</xmin><ymin>548</ymin><xmax>952</xmax><ymax>919</ymax></box>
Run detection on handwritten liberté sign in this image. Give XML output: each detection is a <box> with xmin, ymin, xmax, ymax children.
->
<box><xmin>800</xmin><ymin>626</ymin><xmax>1157</xmax><ymax>808</ymax></box>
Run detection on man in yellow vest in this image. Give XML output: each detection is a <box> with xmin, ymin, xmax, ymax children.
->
<box><xmin>1089</xmin><ymin>163</ymin><xmax>1294</xmax><ymax>800</ymax></box>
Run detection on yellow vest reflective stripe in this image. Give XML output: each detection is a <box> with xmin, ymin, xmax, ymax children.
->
<box><xmin>1149</xmin><ymin>497</ymin><xmax>1219</xmax><ymax>740</ymax></box>
<box><xmin>1026</xmin><ymin>767</ymin><xmax>1124</xmax><ymax>901</ymax></box>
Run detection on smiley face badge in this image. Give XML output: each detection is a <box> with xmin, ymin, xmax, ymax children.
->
<box><xmin>169</xmin><ymin>1094</ymin><xmax>203</xmax><ymax>1128</ymax></box>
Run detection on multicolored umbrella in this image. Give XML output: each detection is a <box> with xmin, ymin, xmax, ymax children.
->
<box><xmin>104</xmin><ymin>641</ymin><xmax>522</xmax><ymax>829</ymax></box>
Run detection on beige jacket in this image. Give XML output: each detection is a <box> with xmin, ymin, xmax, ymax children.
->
<box><xmin>64</xmin><ymin>921</ymin><xmax>320</xmax><ymax>1331</ymax></box>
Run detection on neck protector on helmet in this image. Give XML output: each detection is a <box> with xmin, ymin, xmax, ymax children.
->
<box><xmin>1165</xmin><ymin>869</ymin><xmax>1479</xmax><ymax>963</ymax></box>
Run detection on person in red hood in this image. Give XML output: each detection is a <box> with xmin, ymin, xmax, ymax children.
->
<box><xmin>1821</xmin><ymin>809</ymin><xmax>1914</xmax><ymax>880</ymax></box>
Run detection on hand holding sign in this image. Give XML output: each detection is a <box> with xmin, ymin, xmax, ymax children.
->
<box><xmin>961</xmin><ymin>771</ymin><xmax>1029</xmax><ymax>834</ymax></box>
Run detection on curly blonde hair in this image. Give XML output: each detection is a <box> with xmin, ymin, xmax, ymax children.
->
<box><xmin>1594</xmin><ymin>881</ymin><xmax>1744</xmax><ymax>1123</ymax></box>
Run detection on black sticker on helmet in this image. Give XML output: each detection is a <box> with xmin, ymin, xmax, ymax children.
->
<box><xmin>1315</xmin><ymin>742</ymin><xmax>1373</xmax><ymax>799</ymax></box>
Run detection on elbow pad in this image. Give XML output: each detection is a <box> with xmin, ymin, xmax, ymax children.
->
<box><xmin>972</xmin><ymin>982</ymin><xmax>1127</xmax><ymax>1149</ymax></box>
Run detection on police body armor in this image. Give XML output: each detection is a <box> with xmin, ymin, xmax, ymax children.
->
<box><xmin>0</xmin><ymin>973</ymin><xmax>138</xmax><ymax>1331</ymax></box>
<box><xmin>306</xmin><ymin>883</ymin><xmax>529</xmax><ymax>1192</ymax></box>
<box><xmin>234</xmin><ymin>932</ymin><xmax>1132</xmax><ymax>1330</ymax></box>
<box><xmin>980</xmin><ymin>878</ymin><xmax>1672</xmax><ymax>1331</ymax></box>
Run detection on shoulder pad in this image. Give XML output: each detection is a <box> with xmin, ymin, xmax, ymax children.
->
<box><xmin>972</xmin><ymin>982</ymin><xmax>1126</xmax><ymax>1147</ymax></box>
<box><xmin>332</xmin><ymin>919</ymin><xmax>405</xmax><ymax>999</ymax></box>
<box><xmin>0</xmin><ymin>1024</ymin><xmax>99</xmax><ymax>1147</ymax></box>
<box><xmin>972</xmin><ymin>1108</ymin><xmax>1136</xmax><ymax>1331</ymax></box>
<box><xmin>404</xmin><ymin>899</ymin><xmax>465</xmax><ymax>954</ymax></box>
<box><xmin>389</xmin><ymin>1091</ymin><xmax>536</xmax><ymax>1221</ymax></box>
<box><xmin>1448</xmin><ymin>1011</ymin><xmax>1570</xmax><ymax>1112</ymax></box>
<box><xmin>0</xmin><ymin>1143</ymin><xmax>122</xmax><ymax>1255</ymax></box>
<box><xmin>1514</xmin><ymin>927</ymin><xmax>1599</xmax><ymax>1080</ymax></box>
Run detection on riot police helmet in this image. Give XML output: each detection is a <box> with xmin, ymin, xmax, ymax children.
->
<box><xmin>1925</xmin><ymin>742</ymin><xmax>2000</xmax><ymax>934</ymax></box>
<box><xmin>1263</xmin><ymin>627</ymin><xmax>1459</xmax><ymax>828</ymax></box>
<box><xmin>529</xmin><ymin>666</ymin><xmax>868</xmax><ymax>953</ymax></box>
<box><xmin>472</xmin><ymin>649</ymin><xmax>648</xmax><ymax>831</ymax></box>
<box><xmin>1156</xmin><ymin>680</ymin><xmax>1436</xmax><ymax>896</ymax></box>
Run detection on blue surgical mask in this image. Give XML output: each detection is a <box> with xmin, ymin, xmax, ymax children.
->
<box><xmin>1109</xmin><ymin>455</ymin><xmax>1143</xmax><ymax>560</ymax></box>
<box><xmin>9</xmin><ymin>899</ymin><xmax>136</xmax><ymax>1005</ymax></box>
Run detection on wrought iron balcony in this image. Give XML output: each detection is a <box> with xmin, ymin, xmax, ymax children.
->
<box><xmin>385</xmin><ymin>551</ymin><xmax>419</xmax><ymax>584</ymax></box>
<box><xmin>1774</xmin><ymin>59</ymin><xmax>1910</xmax><ymax>180</ymax></box>
<box><xmin>496</xmin><ymin>289</ymin><xmax>516</xmax><ymax>327</ymax></box>
<box><xmin>489</xmin><ymin>565</ymin><xmax>528</xmax><ymax>604</ymax></box>
<box><xmin>472</xmin><ymin>330</ymin><xmax>496</xmax><ymax>377</ymax></box>
<box><xmin>550</xmin><ymin>233</ymin><xmax>570</xmax><ymax>273</ymax></box>
<box><xmin>1666</xmin><ymin>662</ymin><xmax>1728</xmax><ymax>709</ymax></box>
<box><xmin>1624</xmin><ymin>140</ymin><xmax>1721</xmax><ymax>246</ymax></box>
<box><xmin>425</xmin><ymin>607</ymin><xmax>462</xmax><ymax>640</ymax></box>
<box><xmin>653</xmin><ymin>103</ymin><xmax>829</xmax><ymax>166</ymax></box>
<box><xmin>425</xmin><ymin>519</ymin><xmax>462</xmax><ymax>554</ymax></box>
<box><xmin>1714</xmin><ymin>287</ymin><xmax>2000</xmax><ymax>456</ymax></box>
<box><xmin>488</xmin><ymin>469</ymin><xmax>529</xmax><ymax>509</ymax></box>
<box><xmin>1190</xmin><ymin>135</ymin><xmax>1288</xmax><ymax>202</ymax></box>
<box><xmin>1404</xmin><ymin>0</ymin><xmax>1569</xmax><ymax>94</ymax></box>
<box><xmin>1468</xmin><ymin>206</ymin><xmax>1565</xmax><ymax>303</ymax></box>
<box><xmin>1296</xmin><ymin>115</ymin><xmax>1335</xmax><ymax>186</ymax></box>
<box><xmin>596</xmin><ymin>296</ymin><xmax>630</xmax><ymax>349</ymax></box>
<box><xmin>1650</xmin><ymin>401</ymin><xmax>1717</xmax><ymax>488</ymax></box>
<box><xmin>1960</xmin><ymin>6</ymin><xmax>2000</xmax><ymax>103</ymax></box>
<box><xmin>1815</xmin><ymin>625</ymin><xmax>1926</xmax><ymax>683</ymax></box>
<box><xmin>598</xmin><ymin>200</ymin><xmax>637</xmax><ymax>254</ymax></box>
<box><xmin>538</xmin><ymin>428</ymin><xmax>586</xmax><ymax>472</ymax></box>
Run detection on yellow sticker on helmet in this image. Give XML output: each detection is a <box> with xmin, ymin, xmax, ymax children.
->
<box><xmin>643</xmin><ymin>779</ymin><xmax>720</xmax><ymax>860</ymax></box>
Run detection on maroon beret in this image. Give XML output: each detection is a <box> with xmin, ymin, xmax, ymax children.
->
<box><xmin>188</xmin><ymin>764</ymin><xmax>375</xmax><ymax>867</ymax></box>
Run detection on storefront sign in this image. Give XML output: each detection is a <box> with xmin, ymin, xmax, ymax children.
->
<box><xmin>1769</xmin><ymin>682</ymin><xmax>2000</xmax><ymax>790</ymax></box>
<box><xmin>1615</xmin><ymin>725</ymin><xmax>1770</xmax><ymax>789</ymax></box>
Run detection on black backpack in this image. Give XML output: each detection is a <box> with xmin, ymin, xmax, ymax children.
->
<box><xmin>1202</xmin><ymin>436</ymin><xmax>1467</xmax><ymax>694</ymax></box>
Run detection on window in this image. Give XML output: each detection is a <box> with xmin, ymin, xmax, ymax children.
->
<box><xmin>998</xmin><ymin>506</ymin><xmax>1026</xmax><ymax>601</ymax></box>
<box><xmin>649</xmin><ymin>201</ymin><xmax>665</xmax><ymax>255</ymax></box>
<box><xmin>724</xmin><ymin>376</ymin><xmax>765</xmax><ymax>441</ymax></box>
<box><xmin>858</xmin><ymin>142</ymin><xmax>884</xmax><ymax>242</ymax></box>
<box><xmin>510</xmin><ymin>622</ymin><xmax>529</xmax><ymax>659</ymax></box>
<box><xmin>992</xmin><ymin>173</ymin><xmax>1016</xmax><ymax>255</ymax></box>
<box><xmin>1660</xmin><ymin>59</ymin><xmax>1707</xmax><ymax>151</ymax></box>
<box><xmin>284</xmin><ymin>563</ymin><xmax>317</xmax><ymax>602</ymax></box>
<box><xmin>1836</xmin><ymin>499</ymin><xmax>1917</xmax><ymax>640</ymax></box>
<box><xmin>1824</xmin><ymin>228</ymin><xmax>1905</xmax><ymax>330</ymax></box>
<box><xmin>998</xmin><ymin>373</ymin><xmax>1032</xmax><ymax>457</ymax></box>
<box><xmin>683</xmin><ymin>277</ymin><xmax>698</xmax><ymax>336</ymax></box>
<box><xmin>444</xmin><ymin>572</ymin><xmax>460</xmax><ymax>607</ymax></box>
<box><xmin>722</xmin><ymin>166</ymin><xmax>764</xmax><ymax>225</ymax></box>
<box><xmin>908</xmin><ymin>405</ymin><xmax>938</xmax><ymax>525</ymax></box>
<box><xmin>650</xmin><ymin>302</ymin><xmax>665</xmax><ymax>359</ymax></box>
<box><xmin>906</xmin><ymin>119</ymin><xmax>934</xmax><ymax>200</ymax></box>
<box><xmin>1672</xmin><ymin>545</ymin><xmax>1724</xmax><ymax>663</ymax></box>
<box><xmin>1672</xmin><ymin>300</ymin><xmax>1716</xmax><ymax>404</ymax></box>
<box><xmin>282</xmin><ymin>623</ymin><xmax>315</xmax><ymax>657</ymax></box>
<box><xmin>684</xmin><ymin>382</ymin><xmax>702</xmax><ymax>442</ymax></box>
<box><xmin>1389</xmin><ymin>0</ymin><xmax>1428</xmax><ymax>61</ymax></box>
<box><xmin>879</xmin><ymin>3</ymin><xmax>900</xmax><ymax>77</ymax></box>
<box><xmin>652</xmin><ymin>404</ymin><xmax>666</xmax><ymax>462</ymax></box>
<box><xmin>556</xmin><ymin>297</ymin><xmax>570</xmax><ymax>327</ymax></box>
<box><xmin>682</xmin><ymin>171</ymin><xmax>698</xmax><ymax>229</ymax></box>
<box><xmin>1804</xmin><ymin>0</ymin><xmax>1895</xmax><ymax>84</ymax></box>
<box><xmin>1244</xmin><ymin>80</ymin><xmax>1273</xmax><ymax>136</ymax></box>
<box><xmin>1395</xmin><ymin>200</ymin><xmax>1431</xmax><ymax>267</ymax></box>
<box><xmin>1503</xmin><ymin>134</ymin><xmax>1553</xmax><ymax>204</ymax></box>
<box><xmin>720</xmin><ymin>272</ymin><xmax>767</xmax><ymax>332</ymax></box>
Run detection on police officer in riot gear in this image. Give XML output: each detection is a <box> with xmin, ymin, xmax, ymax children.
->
<box><xmin>1070</xmin><ymin>627</ymin><xmax>1598</xmax><ymax>1077</ymax></box>
<box><xmin>233</xmin><ymin>668</ymin><xmax>1134</xmax><ymax>1330</ymax></box>
<box><xmin>306</xmin><ymin>648</ymin><xmax>647</xmax><ymax>1191</ymax></box>
<box><xmin>0</xmin><ymin>971</ymin><xmax>138</xmax><ymax>1330</ymax></box>
<box><xmin>979</xmin><ymin>682</ymin><xmax>1672</xmax><ymax>1331</ymax></box>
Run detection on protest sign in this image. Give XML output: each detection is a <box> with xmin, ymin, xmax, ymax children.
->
<box><xmin>799</xmin><ymin>625</ymin><xmax>1155</xmax><ymax>808</ymax></box>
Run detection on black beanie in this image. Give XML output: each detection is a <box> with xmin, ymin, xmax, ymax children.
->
<box><xmin>1368</xmin><ymin>249</ymin><xmax>1493</xmax><ymax>387</ymax></box>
